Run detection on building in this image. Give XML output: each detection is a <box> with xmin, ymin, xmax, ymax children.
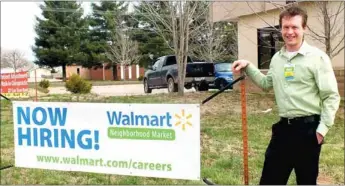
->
<box><xmin>211</xmin><ymin>1</ymin><xmax>344</xmax><ymax>69</ymax></box>
<box><xmin>211</xmin><ymin>1</ymin><xmax>344</xmax><ymax>96</ymax></box>
<box><xmin>66</xmin><ymin>63</ymin><xmax>145</xmax><ymax>81</ymax></box>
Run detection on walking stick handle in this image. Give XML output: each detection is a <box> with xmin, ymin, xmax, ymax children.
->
<box><xmin>201</xmin><ymin>74</ymin><xmax>245</xmax><ymax>105</ymax></box>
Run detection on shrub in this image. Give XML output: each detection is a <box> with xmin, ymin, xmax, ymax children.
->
<box><xmin>39</xmin><ymin>79</ymin><xmax>50</xmax><ymax>89</ymax></box>
<box><xmin>65</xmin><ymin>74</ymin><xmax>92</xmax><ymax>94</ymax></box>
<box><xmin>138</xmin><ymin>75</ymin><xmax>144</xmax><ymax>81</ymax></box>
<box><xmin>37</xmin><ymin>86</ymin><xmax>49</xmax><ymax>94</ymax></box>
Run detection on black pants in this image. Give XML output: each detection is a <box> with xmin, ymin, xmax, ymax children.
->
<box><xmin>259</xmin><ymin>115</ymin><xmax>323</xmax><ymax>185</ymax></box>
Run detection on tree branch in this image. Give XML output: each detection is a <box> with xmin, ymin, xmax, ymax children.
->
<box><xmin>331</xmin><ymin>36</ymin><xmax>345</xmax><ymax>57</ymax></box>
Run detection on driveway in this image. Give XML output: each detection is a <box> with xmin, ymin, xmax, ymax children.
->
<box><xmin>49</xmin><ymin>84</ymin><xmax>197</xmax><ymax>96</ymax></box>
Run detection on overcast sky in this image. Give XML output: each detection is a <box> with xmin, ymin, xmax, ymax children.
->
<box><xmin>1</xmin><ymin>2</ymin><xmax>92</xmax><ymax>62</ymax></box>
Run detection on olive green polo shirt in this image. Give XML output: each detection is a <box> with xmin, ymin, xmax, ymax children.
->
<box><xmin>245</xmin><ymin>41</ymin><xmax>340</xmax><ymax>137</ymax></box>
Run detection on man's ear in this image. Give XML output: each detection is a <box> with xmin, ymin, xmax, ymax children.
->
<box><xmin>303</xmin><ymin>25</ymin><xmax>308</xmax><ymax>32</ymax></box>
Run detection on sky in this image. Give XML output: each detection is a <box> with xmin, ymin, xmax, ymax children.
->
<box><xmin>1</xmin><ymin>2</ymin><xmax>93</xmax><ymax>63</ymax></box>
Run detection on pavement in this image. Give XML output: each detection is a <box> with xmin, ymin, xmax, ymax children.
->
<box><xmin>48</xmin><ymin>84</ymin><xmax>197</xmax><ymax>96</ymax></box>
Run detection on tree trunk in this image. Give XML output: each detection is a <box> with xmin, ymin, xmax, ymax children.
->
<box><xmin>177</xmin><ymin>1</ymin><xmax>185</xmax><ymax>96</ymax></box>
<box><xmin>112</xmin><ymin>64</ymin><xmax>117</xmax><ymax>80</ymax></box>
<box><xmin>62</xmin><ymin>64</ymin><xmax>66</xmax><ymax>82</ymax></box>
<box><xmin>322</xmin><ymin>2</ymin><xmax>332</xmax><ymax>58</ymax></box>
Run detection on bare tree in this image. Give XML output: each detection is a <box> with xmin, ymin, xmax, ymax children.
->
<box><xmin>306</xmin><ymin>1</ymin><xmax>344</xmax><ymax>59</ymax></box>
<box><xmin>1</xmin><ymin>49</ymin><xmax>32</xmax><ymax>73</ymax></box>
<box><xmin>105</xmin><ymin>17</ymin><xmax>141</xmax><ymax>80</ymax></box>
<box><xmin>190</xmin><ymin>19</ymin><xmax>238</xmax><ymax>63</ymax></box>
<box><xmin>137</xmin><ymin>1</ymin><xmax>210</xmax><ymax>95</ymax></box>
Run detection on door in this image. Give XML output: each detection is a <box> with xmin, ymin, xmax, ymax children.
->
<box><xmin>160</xmin><ymin>56</ymin><xmax>177</xmax><ymax>85</ymax></box>
<box><xmin>149</xmin><ymin>58</ymin><xmax>163</xmax><ymax>86</ymax></box>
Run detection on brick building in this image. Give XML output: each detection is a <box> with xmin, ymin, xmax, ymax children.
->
<box><xmin>66</xmin><ymin>63</ymin><xmax>145</xmax><ymax>81</ymax></box>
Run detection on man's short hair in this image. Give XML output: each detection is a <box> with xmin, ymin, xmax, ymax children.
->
<box><xmin>279</xmin><ymin>5</ymin><xmax>308</xmax><ymax>28</ymax></box>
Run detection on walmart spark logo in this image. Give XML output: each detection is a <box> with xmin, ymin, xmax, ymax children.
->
<box><xmin>174</xmin><ymin>109</ymin><xmax>192</xmax><ymax>131</ymax></box>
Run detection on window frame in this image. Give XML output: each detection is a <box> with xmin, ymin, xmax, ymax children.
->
<box><xmin>257</xmin><ymin>25</ymin><xmax>284</xmax><ymax>69</ymax></box>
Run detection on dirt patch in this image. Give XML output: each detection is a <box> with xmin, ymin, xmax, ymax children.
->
<box><xmin>317</xmin><ymin>174</ymin><xmax>334</xmax><ymax>185</ymax></box>
<box><xmin>28</xmin><ymin>88</ymin><xmax>48</xmax><ymax>97</ymax></box>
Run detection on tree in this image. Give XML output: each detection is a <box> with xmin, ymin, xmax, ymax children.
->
<box><xmin>306</xmin><ymin>1</ymin><xmax>344</xmax><ymax>59</ymax></box>
<box><xmin>84</xmin><ymin>2</ymin><xmax>129</xmax><ymax>79</ymax></box>
<box><xmin>138</xmin><ymin>1</ymin><xmax>210</xmax><ymax>95</ymax></box>
<box><xmin>190</xmin><ymin>18</ymin><xmax>238</xmax><ymax>63</ymax></box>
<box><xmin>130</xmin><ymin>2</ymin><xmax>173</xmax><ymax>68</ymax></box>
<box><xmin>1</xmin><ymin>49</ymin><xmax>33</xmax><ymax>72</ymax></box>
<box><xmin>105</xmin><ymin>15</ymin><xmax>141</xmax><ymax>80</ymax></box>
<box><xmin>32</xmin><ymin>1</ymin><xmax>89</xmax><ymax>81</ymax></box>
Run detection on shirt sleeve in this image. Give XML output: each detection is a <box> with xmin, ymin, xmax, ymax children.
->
<box><xmin>244</xmin><ymin>63</ymin><xmax>273</xmax><ymax>92</ymax></box>
<box><xmin>314</xmin><ymin>55</ymin><xmax>341</xmax><ymax>137</ymax></box>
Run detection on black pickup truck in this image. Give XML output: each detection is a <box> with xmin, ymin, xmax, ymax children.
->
<box><xmin>143</xmin><ymin>55</ymin><xmax>215</xmax><ymax>93</ymax></box>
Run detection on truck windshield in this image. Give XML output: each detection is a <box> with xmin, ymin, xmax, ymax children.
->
<box><xmin>215</xmin><ymin>63</ymin><xmax>232</xmax><ymax>72</ymax></box>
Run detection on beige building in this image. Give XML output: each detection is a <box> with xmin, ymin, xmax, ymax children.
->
<box><xmin>211</xmin><ymin>1</ymin><xmax>344</xmax><ymax>70</ymax></box>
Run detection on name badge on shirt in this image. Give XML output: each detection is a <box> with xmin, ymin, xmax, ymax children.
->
<box><xmin>284</xmin><ymin>63</ymin><xmax>295</xmax><ymax>81</ymax></box>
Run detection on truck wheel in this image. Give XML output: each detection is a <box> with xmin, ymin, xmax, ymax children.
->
<box><xmin>168</xmin><ymin>78</ymin><xmax>177</xmax><ymax>93</ymax></box>
<box><xmin>195</xmin><ymin>82</ymin><xmax>209</xmax><ymax>91</ymax></box>
<box><xmin>144</xmin><ymin>79</ymin><xmax>152</xmax><ymax>93</ymax></box>
<box><xmin>184</xmin><ymin>84</ymin><xmax>192</xmax><ymax>89</ymax></box>
<box><xmin>219</xmin><ymin>79</ymin><xmax>228</xmax><ymax>90</ymax></box>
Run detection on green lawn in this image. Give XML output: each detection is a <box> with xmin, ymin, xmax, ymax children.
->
<box><xmin>28</xmin><ymin>80</ymin><xmax>142</xmax><ymax>88</ymax></box>
<box><xmin>1</xmin><ymin>91</ymin><xmax>344</xmax><ymax>185</ymax></box>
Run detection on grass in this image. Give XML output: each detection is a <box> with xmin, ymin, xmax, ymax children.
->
<box><xmin>28</xmin><ymin>80</ymin><xmax>142</xmax><ymax>88</ymax></box>
<box><xmin>1</xmin><ymin>91</ymin><xmax>344</xmax><ymax>185</ymax></box>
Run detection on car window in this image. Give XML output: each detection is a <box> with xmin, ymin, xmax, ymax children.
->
<box><xmin>215</xmin><ymin>63</ymin><xmax>232</xmax><ymax>72</ymax></box>
<box><xmin>164</xmin><ymin>56</ymin><xmax>192</xmax><ymax>66</ymax></box>
<box><xmin>152</xmin><ymin>58</ymin><xmax>161</xmax><ymax>69</ymax></box>
<box><xmin>165</xmin><ymin>56</ymin><xmax>177</xmax><ymax>66</ymax></box>
<box><xmin>187</xmin><ymin>56</ymin><xmax>193</xmax><ymax>63</ymax></box>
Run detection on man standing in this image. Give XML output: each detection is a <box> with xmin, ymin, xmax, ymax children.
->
<box><xmin>232</xmin><ymin>5</ymin><xmax>340</xmax><ymax>185</ymax></box>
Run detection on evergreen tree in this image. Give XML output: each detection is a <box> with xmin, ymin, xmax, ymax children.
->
<box><xmin>130</xmin><ymin>2</ymin><xmax>172</xmax><ymax>68</ymax></box>
<box><xmin>84</xmin><ymin>2</ymin><xmax>129</xmax><ymax>79</ymax></box>
<box><xmin>32</xmin><ymin>1</ymin><xmax>89</xmax><ymax>81</ymax></box>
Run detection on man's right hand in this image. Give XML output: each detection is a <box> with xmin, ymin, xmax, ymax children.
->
<box><xmin>232</xmin><ymin>60</ymin><xmax>250</xmax><ymax>73</ymax></box>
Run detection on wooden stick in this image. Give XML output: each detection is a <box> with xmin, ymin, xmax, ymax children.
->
<box><xmin>240</xmin><ymin>70</ymin><xmax>249</xmax><ymax>185</ymax></box>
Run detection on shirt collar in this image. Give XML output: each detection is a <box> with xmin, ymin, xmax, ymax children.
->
<box><xmin>280</xmin><ymin>40</ymin><xmax>310</xmax><ymax>57</ymax></box>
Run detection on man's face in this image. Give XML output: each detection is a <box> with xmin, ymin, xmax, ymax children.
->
<box><xmin>281</xmin><ymin>15</ymin><xmax>306</xmax><ymax>50</ymax></box>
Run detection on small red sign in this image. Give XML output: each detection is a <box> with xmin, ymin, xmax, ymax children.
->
<box><xmin>1</xmin><ymin>71</ymin><xmax>29</xmax><ymax>97</ymax></box>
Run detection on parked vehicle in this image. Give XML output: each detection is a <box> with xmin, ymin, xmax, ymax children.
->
<box><xmin>143</xmin><ymin>55</ymin><xmax>215</xmax><ymax>93</ymax></box>
<box><xmin>209</xmin><ymin>62</ymin><xmax>234</xmax><ymax>90</ymax></box>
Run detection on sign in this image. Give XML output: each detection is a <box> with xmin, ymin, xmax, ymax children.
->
<box><xmin>1</xmin><ymin>71</ymin><xmax>29</xmax><ymax>98</ymax></box>
<box><xmin>13</xmin><ymin>101</ymin><xmax>200</xmax><ymax>180</ymax></box>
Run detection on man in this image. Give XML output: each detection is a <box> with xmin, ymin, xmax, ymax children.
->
<box><xmin>232</xmin><ymin>5</ymin><xmax>340</xmax><ymax>185</ymax></box>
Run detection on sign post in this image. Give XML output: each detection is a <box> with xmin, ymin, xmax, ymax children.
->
<box><xmin>240</xmin><ymin>71</ymin><xmax>249</xmax><ymax>185</ymax></box>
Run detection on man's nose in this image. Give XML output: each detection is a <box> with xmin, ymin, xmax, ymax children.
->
<box><xmin>287</xmin><ymin>28</ymin><xmax>294</xmax><ymax>34</ymax></box>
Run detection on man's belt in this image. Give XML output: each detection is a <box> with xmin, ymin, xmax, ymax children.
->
<box><xmin>280</xmin><ymin>115</ymin><xmax>320</xmax><ymax>125</ymax></box>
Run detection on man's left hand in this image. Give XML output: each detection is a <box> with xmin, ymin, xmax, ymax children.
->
<box><xmin>316</xmin><ymin>132</ymin><xmax>324</xmax><ymax>144</ymax></box>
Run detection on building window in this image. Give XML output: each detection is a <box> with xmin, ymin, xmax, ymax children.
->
<box><xmin>257</xmin><ymin>26</ymin><xmax>284</xmax><ymax>69</ymax></box>
<box><xmin>286</xmin><ymin>1</ymin><xmax>296</xmax><ymax>4</ymax></box>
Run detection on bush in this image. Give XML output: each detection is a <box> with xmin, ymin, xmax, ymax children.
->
<box><xmin>37</xmin><ymin>86</ymin><xmax>49</xmax><ymax>94</ymax></box>
<box><xmin>39</xmin><ymin>79</ymin><xmax>50</xmax><ymax>89</ymax></box>
<box><xmin>65</xmin><ymin>74</ymin><xmax>92</xmax><ymax>94</ymax></box>
<box><xmin>138</xmin><ymin>75</ymin><xmax>144</xmax><ymax>81</ymax></box>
